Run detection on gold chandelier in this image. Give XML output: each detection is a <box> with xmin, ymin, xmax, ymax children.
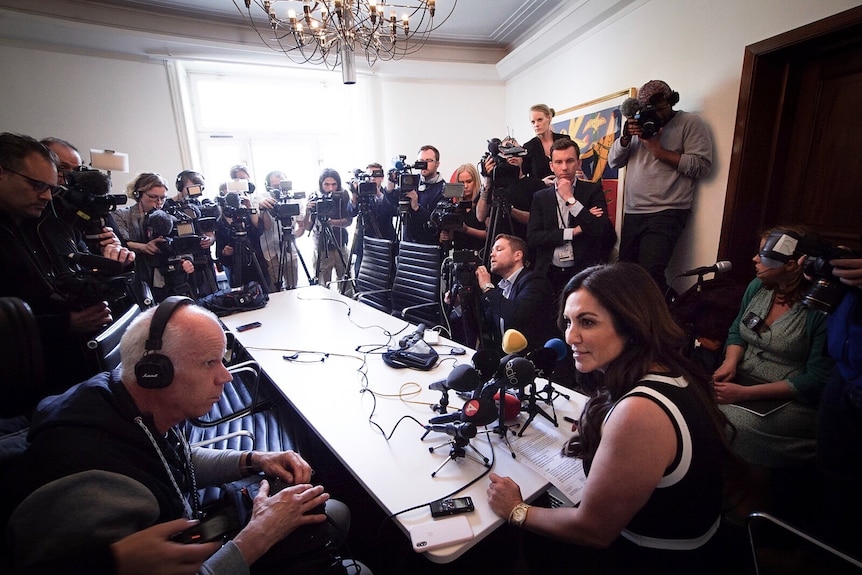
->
<box><xmin>234</xmin><ymin>1</ymin><xmax>456</xmax><ymax>84</ymax></box>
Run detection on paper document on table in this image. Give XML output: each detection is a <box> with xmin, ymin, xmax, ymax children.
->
<box><xmin>509</xmin><ymin>415</ymin><xmax>587</xmax><ymax>505</ymax></box>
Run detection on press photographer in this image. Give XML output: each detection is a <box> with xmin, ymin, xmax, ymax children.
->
<box><xmin>215</xmin><ymin>187</ymin><xmax>270</xmax><ymax>291</ymax></box>
<box><xmin>348</xmin><ymin>163</ymin><xmax>397</xmax><ymax>276</ymax></box>
<box><xmin>436</xmin><ymin>163</ymin><xmax>487</xmax><ymax>253</ymax></box>
<box><xmin>475</xmin><ymin>139</ymin><xmax>544</xmax><ymax>252</ymax></box>
<box><xmin>302</xmin><ymin>168</ymin><xmax>353</xmax><ymax>295</ymax></box>
<box><xmin>257</xmin><ymin>171</ymin><xmax>309</xmax><ymax>290</ymax></box>
<box><xmin>0</xmin><ymin>132</ymin><xmax>134</xmax><ymax>393</ymax></box>
<box><xmin>53</xmin><ymin>165</ymin><xmax>129</xmax><ymax>255</ymax></box>
<box><xmin>389</xmin><ymin>145</ymin><xmax>445</xmax><ymax>244</ymax></box>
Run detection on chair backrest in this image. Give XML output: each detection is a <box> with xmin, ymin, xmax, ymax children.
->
<box><xmin>390</xmin><ymin>241</ymin><xmax>442</xmax><ymax>326</ymax></box>
<box><xmin>354</xmin><ymin>237</ymin><xmax>396</xmax><ymax>313</ymax></box>
<box><xmin>0</xmin><ymin>298</ymin><xmax>45</xmax><ymax>418</ymax></box>
<box><xmin>87</xmin><ymin>302</ymin><xmax>144</xmax><ymax>372</ymax></box>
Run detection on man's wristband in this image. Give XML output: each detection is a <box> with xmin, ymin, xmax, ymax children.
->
<box><xmin>242</xmin><ymin>451</ymin><xmax>258</xmax><ymax>476</ymax></box>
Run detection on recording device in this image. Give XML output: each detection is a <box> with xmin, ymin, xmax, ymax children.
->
<box><xmin>264</xmin><ymin>184</ymin><xmax>304</xmax><ymax>225</ymax></box>
<box><xmin>163</xmin><ymin>196</ymin><xmax>217</xmax><ymax>236</ymax></box>
<box><xmin>620</xmin><ymin>96</ymin><xmax>664</xmax><ymax>140</ymax></box>
<box><xmin>143</xmin><ymin>209</ymin><xmax>207</xmax><ymax>286</ymax></box>
<box><xmin>350</xmin><ymin>169</ymin><xmax>383</xmax><ymax>199</ymax></box>
<box><xmin>480</xmin><ymin>137</ymin><xmax>528</xmax><ymax>177</ymax></box>
<box><xmin>428</xmin><ymin>189</ymin><xmax>468</xmax><ymax>234</ymax></box>
<box><xmin>55</xmin><ymin>167</ymin><xmax>128</xmax><ymax>239</ymax></box>
<box><xmin>447</xmin><ymin>249</ymin><xmax>482</xmax><ymax>299</ymax></box>
<box><xmin>308</xmin><ymin>192</ymin><xmax>340</xmax><ymax>220</ymax></box>
<box><xmin>678</xmin><ymin>260</ymin><xmax>733</xmax><ymax>277</ymax></box>
<box><xmin>218</xmin><ymin>192</ymin><xmax>257</xmax><ymax>222</ymax></box>
<box><xmin>392</xmin><ymin>155</ymin><xmax>427</xmax><ymax>211</ymax></box>
<box><xmin>170</xmin><ymin>513</ymin><xmax>237</xmax><ymax>544</ymax></box>
<box><xmin>429</xmin><ymin>496</ymin><xmax>474</xmax><ymax>517</ymax></box>
<box><xmin>801</xmin><ymin>241</ymin><xmax>859</xmax><ymax>314</ymax></box>
<box><xmin>53</xmin><ymin>252</ymin><xmax>133</xmax><ymax>309</ymax></box>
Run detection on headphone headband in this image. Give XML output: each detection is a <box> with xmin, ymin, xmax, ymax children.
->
<box><xmin>135</xmin><ymin>296</ymin><xmax>195</xmax><ymax>389</ymax></box>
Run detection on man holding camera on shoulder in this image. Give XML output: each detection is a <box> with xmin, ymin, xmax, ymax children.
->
<box><xmin>348</xmin><ymin>162</ymin><xmax>397</xmax><ymax>277</ymax></box>
<box><xmin>303</xmin><ymin>168</ymin><xmax>353</xmax><ymax>296</ymax></box>
<box><xmin>609</xmin><ymin>79</ymin><xmax>713</xmax><ymax>297</ymax></box>
<box><xmin>0</xmin><ymin>133</ymin><xmax>134</xmax><ymax>394</ymax></box>
<box><xmin>395</xmin><ymin>145</ymin><xmax>445</xmax><ymax>245</ymax></box>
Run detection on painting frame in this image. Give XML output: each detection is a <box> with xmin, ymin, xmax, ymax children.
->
<box><xmin>551</xmin><ymin>88</ymin><xmax>636</xmax><ymax>241</ymax></box>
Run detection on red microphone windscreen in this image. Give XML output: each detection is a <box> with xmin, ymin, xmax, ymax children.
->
<box><xmin>493</xmin><ymin>391</ymin><xmax>521</xmax><ymax>421</ymax></box>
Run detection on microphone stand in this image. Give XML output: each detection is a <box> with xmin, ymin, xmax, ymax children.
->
<box><xmin>492</xmin><ymin>384</ymin><xmax>517</xmax><ymax>459</ymax></box>
<box><xmin>421</xmin><ymin>426</ymin><xmax>491</xmax><ymax>477</ymax></box>
<box><xmin>518</xmin><ymin>376</ymin><xmax>567</xmax><ymax>436</ymax></box>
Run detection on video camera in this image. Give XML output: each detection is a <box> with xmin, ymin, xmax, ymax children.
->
<box><xmin>53</xmin><ymin>253</ymin><xmax>133</xmax><ymax>310</ymax></box>
<box><xmin>308</xmin><ymin>192</ymin><xmax>341</xmax><ymax>221</ymax></box>
<box><xmin>801</xmin><ymin>240</ymin><xmax>859</xmax><ymax>314</ymax></box>
<box><xmin>427</xmin><ymin>183</ymin><xmax>467</xmax><ymax>233</ymax></box>
<box><xmin>480</xmin><ymin>138</ymin><xmax>527</xmax><ymax>177</ymax></box>
<box><xmin>163</xmin><ymin>197</ymin><xmax>217</xmax><ymax>236</ymax></box>
<box><xmin>217</xmin><ymin>192</ymin><xmax>257</xmax><ymax>225</ymax></box>
<box><xmin>350</xmin><ymin>168</ymin><xmax>384</xmax><ymax>199</ymax></box>
<box><xmin>449</xmin><ymin>249</ymin><xmax>482</xmax><ymax>298</ymax></box>
<box><xmin>265</xmin><ymin>181</ymin><xmax>305</xmax><ymax>224</ymax></box>
<box><xmin>620</xmin><ymin>97</ymin><xmax>663</xmax><ymax>140</ymax></box>
<box><xmin>56</xmin><ymin>167</ymin><xmax>129</xmax><ymax>237</ymax></box>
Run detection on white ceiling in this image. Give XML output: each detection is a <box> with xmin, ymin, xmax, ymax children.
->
<box><xmin>0</xmin><ymin>0</ymin><xmax>571</xmax><ymax>65</ymax></box>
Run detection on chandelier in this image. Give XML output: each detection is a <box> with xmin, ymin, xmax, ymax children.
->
<box><xmin>234</xmin><ymin>1</ymin><xmax>457</xmax><ymax>84</ymax></box>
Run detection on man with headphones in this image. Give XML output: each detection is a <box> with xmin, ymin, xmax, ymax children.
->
<box><xmin>5</xmin><ymin>297</ymin><xmax>366</xmax><ymax>574</ymax></box>
<box><xmin>608</xmin><ymin>79</ymin><xmax>714</xmax><ymax>299</ymax></box>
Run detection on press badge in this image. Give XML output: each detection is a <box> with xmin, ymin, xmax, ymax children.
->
<box><xmin>555</xmin><ymin>242</ymin><xmax>574</xmax><ymax>262</ymax></box>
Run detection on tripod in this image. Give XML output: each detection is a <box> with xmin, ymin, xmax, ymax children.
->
<box><xmin>422</xmin><ymin>425</ymin><xmax>491</xmax><ymax>477</ymax></box>
<box><xmin>481</xmin><ymin>172</ymin><xmax>515</xmax><ymax>265</ymax></box>
<box><xmin>518</xmin><ymin>378</ymin><xmax>570</xmax><ymax>436</ymax></box>
<box><xmin>347</xmin><ymin>198</ymin><xmax>382</xmax><ymax>277</ymax></box>
<box><xmin>229</xmin><ymin>217</ymin><xmax>271</xmax><ymax>294</ymax></box>
<box><xmin>276</xmin><ymin>216</ymin><xmax>312</xmax><ymax>290</ymax></box>
<box><xmin>314</xmin><ymin>217</ymin><xmax>353</xmax><ymax>295</ymax></box>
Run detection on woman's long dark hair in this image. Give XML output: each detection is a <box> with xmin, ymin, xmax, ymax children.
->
<box><xmin>561</xmin><ymin>263</ymin><xmax>730</xmax><ymax>472</ymax></box>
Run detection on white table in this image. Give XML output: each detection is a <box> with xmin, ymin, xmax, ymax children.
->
<box><xmin>220</xmin><ymin>286</ymin><xmax>585</xmax><ymax>563</ymax></box>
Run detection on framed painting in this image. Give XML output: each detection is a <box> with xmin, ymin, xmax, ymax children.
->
<box><xmin>552</xmin><ymin>88</ymin><xmax>636</xmax><ymax>237</ymax></box>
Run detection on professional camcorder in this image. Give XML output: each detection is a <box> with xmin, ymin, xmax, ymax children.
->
<box><xmin>162</xmin><ymin>197</ymin><xmax>217</xmax><ymax>236</ymax></box>
<box><xmin>427</xmin><ymin>183</ymin><xmax>467</xmax><ymax>233</ymax></box>
<box><xmin>448</xmin><ymin>249</ymin><xmax>482</xmax><ymax>298</ymax></box>
<box><xmin>265</xmin><ymin>181</ymin><xmax>305</xmax><ymax>224</ymax></box>
<box><xmin>350</xmin><ymin>168</ymin><xmax>383</xmax><ymax>199</ymax></box>
<box><xmin>217</xmin><ymin>192</ymin><xmax>257</xmax><ymax>223</ymax></box>
<box><xmin>308</xmin><ymin>192</ymin><xmax>339</xmax><ymax>220</ymax></box>
<box><xmin>53</xmin><ymin>253</ymin><xmax>133</xmax><ymax>310</ymax></box>
<box><xmin>801</xmin><ymin>241</ymin><xmax>859</xmax><ymax>314</ymax></box>
<box><xmin>480</xmin><ymin>138</ymin><xmax>527</xmax><ymax>177</ymax></box>
<box><xmin>620</xmin><ymin>97</ymin><xmax>663</xmax><ymax>140</ymax></box>
<box><xmin>56</xmin><ymin>167</ymin><xmax>128</xmax><ymax>238</ymax></box>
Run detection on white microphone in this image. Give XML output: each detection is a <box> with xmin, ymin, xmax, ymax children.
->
<box><xmin>678</xmin><ymin>261</ymin><xmax>733</xmax><ymax>277</ymax></box>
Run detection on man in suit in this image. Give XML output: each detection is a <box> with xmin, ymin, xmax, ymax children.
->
<box><xmin>475</xmin><ymin>234</ymin><xmax>557</xmax><ymax>354</ymax></box>
<box><xmin>527</xmin><ymin>138</ymin><xmax>616</xmax><ymax>298</ymax></box>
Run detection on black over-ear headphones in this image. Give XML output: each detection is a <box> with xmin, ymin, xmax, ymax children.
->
<box><xmin>176</xmin><ymin>170</ymin><xmax>201</xmax><ymax>192</ymax></box>
<box><xmin>135</xmin><ymin>296</ymin><xmax>195</xmax><ymax>389</ymax></box>
<box><xmin>667</xmin><ymin>90</ymin><xmax>680</xmax><ymax>106</ymax></box>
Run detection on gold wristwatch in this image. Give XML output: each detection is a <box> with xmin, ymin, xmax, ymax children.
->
<box><xmin>509</xmin><ymin>502</ymin><xmax>530</xmax><ymax>527</ymax></box>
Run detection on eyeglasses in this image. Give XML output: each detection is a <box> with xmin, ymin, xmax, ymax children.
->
<box><xmin>2</xmin><ymin>166</ymin><xmax>61</xmax><ymax>195</ymax></box>
<box><xmin>144</xmin><ymin>193</ymin><xmax>167</xmax><ymax>203</ymax></box>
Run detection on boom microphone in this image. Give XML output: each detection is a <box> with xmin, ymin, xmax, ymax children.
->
<box><xmin>677</xmin><ymin>261</ymin><xmax>733</xmax><ymax>277</ymax></box>
<box><xmin>501</xmin><ymin>329</ymin><xmax>528</xmax><ymax>355</ymax></box>
<box><xmin>620</xmin><ymin>97</ymin><xmax>641</xmax><ymax>119</ymax></box>
<box><xmin>145</xmin><ymin>209</ymin><xmax>174</xmax><ymax>240</ymax></box>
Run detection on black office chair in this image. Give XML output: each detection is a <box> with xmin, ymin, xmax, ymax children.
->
<box><xmin>747</xmin><ymin>511</ymin><xmax>862</xmax><ymax>574</ymax></box>
<box><xmin>85</xmin><ymin>301</ymin><xmax>146</xmax><ymax>372</ymax></box>
<box><xmin>390</xmin><ymin>241</ymin><xmax>443</xmax><ymax>326</ymax></box>
<box><xmin>0</xmin><ymin>298</ymin><xmax>46</xmax><ymax>422</ymax></box>
<box><xmin>354</xmin><ymin>236</ymin><xmax>396</xmax><ymax>313</ymax></box>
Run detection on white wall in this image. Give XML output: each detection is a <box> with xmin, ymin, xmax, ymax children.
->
<box><xmin>503</xmin><ymin>0</ymin><xmax>862</xmax><ymax>282</ymax></box>
<box><xmin>0</xmin><ymin>46</ymin><xmax>183</xmax><ymax>193</ymax></box>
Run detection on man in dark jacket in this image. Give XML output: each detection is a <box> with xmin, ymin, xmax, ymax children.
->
<box><xmin>527</xmin><ymin>138</ymin><xmax>616</xmax><ymax>298</ymax></box>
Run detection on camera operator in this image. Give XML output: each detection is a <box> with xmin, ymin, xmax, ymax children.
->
<box><xmin>475</xmin><ymin>144</ymin><xmax>545</xmax><ymax>247</ymax></box>
<box><xmin>112</xmin><ymin>173</ymin><xmax>200</xmax><ymax>302</ymax></box>
<box><xmin>438</xmin><ymin>163</ymin><xmax>487</xmax><ymax>253</ymax></box>
<box><xmin>392</xmin><ymin>145</ymin><xmax>445</xmax><ymax>245</ymax></box>
<box><xmin>348</xmin><ymin>162</ymin><xmax>397</xmax><ymax>276</ymax></box>
<box><xmin>303</xmin><ymin>168</ymin><xmax>353</xmax><ymax>295</ymax></box>
<box><xmin>0</xmin><ymin>132</ymin><xmax>134</xmax><ymax>394</ymax></box>
<box><xmin>215</xmin><ymin>189</ymin><xmax>269</xmax><ymax>290</ymax></box>
<box><xmin>608</xmin><ymin>79</ymin><xmax>713</xmax><ymax>298</ymax></box>
<box><xmin>257</xmin><ymin>170</ymin><xmax>306</xmax><ymax>290</ymax></box>
<box><xmin>816</xmin><ymin>251</ymin><xmax>862</xmax><ymax>556</ymax></box>
<box><xmin>474</xmin><ymin>234</ymin><xmax>556</xmax><ymax>354</ymax></box>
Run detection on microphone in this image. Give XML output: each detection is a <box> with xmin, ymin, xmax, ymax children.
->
<box><xmin>423</xmin><ymin>421</ymin><xmax>477</xmax><ymax>440</ymax></box>
<box><xmin>66</xmin><ymin>252</ymin><xmax>128</xmax><ymax>276</ymax></box>
<box><xmin>471</xmin><ymin>348</ymin><xmax>502</xmax><ymax>381</ymax></box>
<box><xmin>501</xmin><ymin>329</ymin><xmax>528</xmax><ymax>355</ymax></box>
<box><xmin>443</xmin><ymin>363</ymin><xmax>481</xmax><ymax>393</ymax></box>
<box><xmin>527</xmin><ymin>347</ymin><xmax>559</xmax><ymax>378</ymax></box>
<box><xmin>677</xmin><ymin>261</ymin><xmax>733</xmax><ymax>277</ymax></box>
<box><xmin>399</xmin><ymin>323</ymin><xmax>426</xmax><ymax>348</ymax></box>
<box><xmin>621</xmin><ymin>97</ymin><xmax>641</xmax><ymax>118</ymax></box>
<box><xmin>544</xmin><ymin>338</ymin><xmax>568</xmax><ymax>361</ymax></box>
<box><xmin>492</xmin><ymin>355</ymin><xmax>535</xmax><ymax>391</ymax></box>
<box><xmin>224</xmin><ymin>191</ymin><xmax>241</xmax><ymax>209</ymax></box>
<box><xmin>145</xmin><ymin>209</ymin><xmax>174</xmax><ymax>240</ymax></box>
<box><xmin>394</xmin><ymin>159</ymin><xmax>406</xmax><ymax>171</ymax></box>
